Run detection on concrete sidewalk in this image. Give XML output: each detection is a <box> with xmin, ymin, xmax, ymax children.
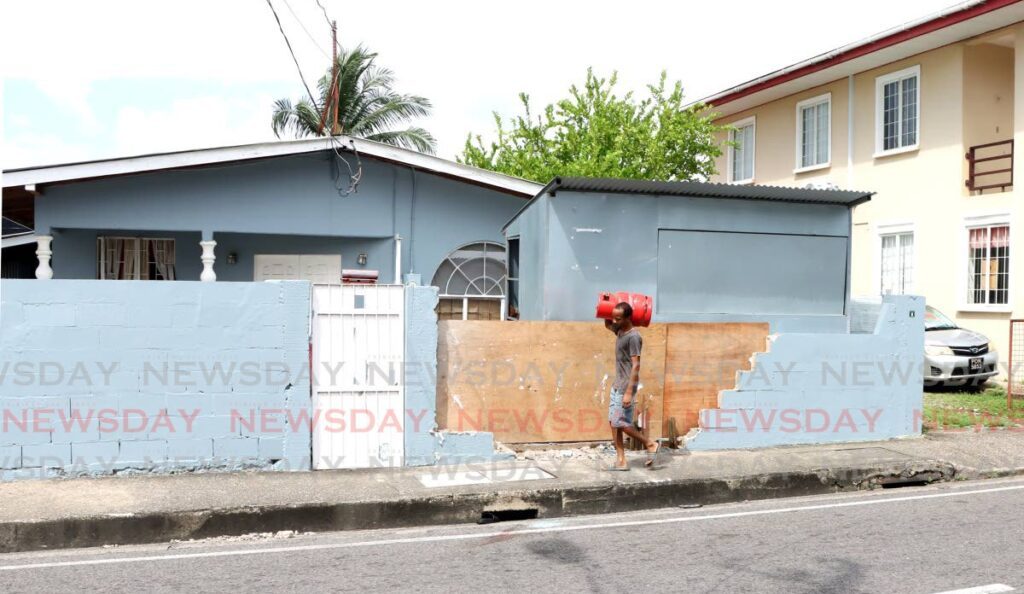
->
<box><xmin>2</xmin><ymin>431</ymin><xmax>1023</xmax><ymax>553</ymax></box>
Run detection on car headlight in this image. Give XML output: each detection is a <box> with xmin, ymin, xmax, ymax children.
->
<box><xmin>925</xmin><ymin>345</ymin><xmax>953</xmax><ymax>356</ymax></box>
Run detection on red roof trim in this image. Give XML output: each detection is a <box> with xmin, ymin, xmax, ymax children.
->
<box><xmin>712</xmin><ymin>0</ymin><xmax>1022</xmax><ymax>107</ymax></box>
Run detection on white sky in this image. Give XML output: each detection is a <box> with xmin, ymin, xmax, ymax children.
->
<box><xmin>1</xmin><ymin>0</ymin><xmax>959</xmax><ymax>168</ymax></box>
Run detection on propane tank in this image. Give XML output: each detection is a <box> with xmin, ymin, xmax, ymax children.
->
<box><xmin>595</xmin><ymin>292</ymin><xmax>653</xmax><ymax>327</ymax></box>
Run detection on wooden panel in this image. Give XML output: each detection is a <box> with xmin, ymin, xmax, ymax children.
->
<box><xmin>438</xmin><ymin>321</ymin><xmax>666</xmax><ymax>443</ymax></box>
<box><xmin>663</xmin><ymin>323</ymin><xmax>770</xmax><ymax>434</ymax></box>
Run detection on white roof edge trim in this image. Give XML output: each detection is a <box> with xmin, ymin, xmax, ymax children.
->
<box><xmin>2</xmin><ymin>136</ymin><xmax>542</xmax><ymax>196</ymax></box>
<box><xmin>689</xmin><ymin>0</ymin><xmax>987</xmax><ymax>109</ymax></box>
<box><xmin>1</xmin><ymin>234</ymin><xmax>37</xmax><ymax>249</ymax></box>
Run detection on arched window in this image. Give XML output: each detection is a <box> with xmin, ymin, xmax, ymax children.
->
<box><xmin>431</xmin><ymin>242</ymin><xmax>507</xmax><ymax>320</ymax></box>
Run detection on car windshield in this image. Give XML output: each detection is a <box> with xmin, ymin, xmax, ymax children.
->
<box><xmin>924</xmin><ymin>306</ymin><xmax>958</xmax><ymax>331</ymax></box>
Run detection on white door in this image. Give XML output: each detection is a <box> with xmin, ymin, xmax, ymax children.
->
<box><xmin>254</xmin><ymin>254</ymin><xmax>341</xmax><ymax>283</ymax></box>
<box><xmin>311</xmin><ymin>284</ymin><xmax>405</xmax><ymax>469</ymax></box>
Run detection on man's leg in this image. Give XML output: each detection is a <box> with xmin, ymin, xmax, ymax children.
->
<box><xmin>610</xmin><ymin>424</ymin><xmax>626</xmax><ymax>467</ymax></box>
<box><xmin>620</xmin><ymin>424</ymin><xmax>657</xmax><ymax>453</ymax></box>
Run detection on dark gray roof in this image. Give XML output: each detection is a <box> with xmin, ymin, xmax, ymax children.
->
<box><xmin>2</xmin><ymin>216</ymin><xmax>32</xmax><ymax>239</ymax></box>
<box><xmin>545</xmin><ymin>177</ymin><xmax>872</xmax><ymax>205</ymax></box>
<box><xmin>502</xmin><ymin>176</ymin><xmax>873</xmax><ymax>232</ymax></box>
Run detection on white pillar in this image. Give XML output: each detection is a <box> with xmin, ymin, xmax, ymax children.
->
<box><xmin>34</xmin><ymin>235</ymin><xmax>53</xmax><ymax>280</ymax></box>
<box><xmin>394</xmin><ymin>234</ymin><xmax>402</xmax><ymax>284</ymax></box>
<box><xmin>199</xmin><ymin>240</ymin><xmax>217</xmax><ymax>282</ymax></box>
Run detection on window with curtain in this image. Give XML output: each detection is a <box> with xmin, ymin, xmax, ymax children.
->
<box><xmin>967</xmin><ymin>225</ymin><xmax>1010</xmax><ymax>305</ymax></box>
<box><xmin>797</xmin><ymin>95</ymin><xmax>830</xmax><ymax>169</ymax></box>
<box><xmin>880</xmin><ymin>232</ymin><xmax>913</xmax><ymax>295</ymax></box>
<box><xmin>877</xmin><ymin>66</ymin><xmax>919</xmax><ymax>153</ymax></box>
<box><xmin>729</xmin><ymin>119</ymin><xmax>755</xmax><ymax>182</ymax></box>
<box><xmin>97</xmin><ymin>237</ymin><xmax>176</xmax><ymax>280</ymax></box>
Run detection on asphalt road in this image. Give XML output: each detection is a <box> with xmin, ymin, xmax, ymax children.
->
<box><xmin>2</xmin><ymin>477</ymin><xmax>1024</xmax><ymax>594</ymax></box>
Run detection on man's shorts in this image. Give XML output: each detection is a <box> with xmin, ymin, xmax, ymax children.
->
<box><xmin>608</xmin><ymin>389</ymin><xmax>634</xmax><ymax>429</ymax></box>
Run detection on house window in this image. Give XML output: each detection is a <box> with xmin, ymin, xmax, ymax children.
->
<box><xmin>97</xmin><ymin>237</ymin><xmax>176</xmax><ymax>280</ymax></box>
<box><xmin>796</xmin><ymin>94</ymin><xmax>830</xmax><ymax>171</ymax></box>
<box><xmin>728</xmin><ymin>117</ymin><xmax>755</xmax><ymax>183</ymax></box>
<box><xmin>875</xmin><ymin>65</ymin><xmax>919</xmax><ymax>155</ymax></box>
<box><xmin>880</xmin><ymin>232</ymin><xmax>913</xmax><ymax>295</ymax></box>
<box><xmin>431</xmin><ymin>241</ymin><xmax>507</xmax><ymax>320</ymax></box>
<box><xmin>966</xmin><ymin>224</ymin><xmax>1010</xmax><ymax>306</ymax></box>
<box><xmin>506</xmin><ymin>237</ymin><xmax>520</xmax><ymax>319</ymax></box>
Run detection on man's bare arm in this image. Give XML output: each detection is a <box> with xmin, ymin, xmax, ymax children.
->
<box><xmin>604</xmin><ymin>319</ymin><xmax>616</xmax><ymax>333</ymax></box>
<box><xmin>623</xmin><ymin>355</ymin><xmax>641</xmax><ymax>406</ymax></box>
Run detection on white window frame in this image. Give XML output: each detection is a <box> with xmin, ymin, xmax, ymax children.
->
<box><xmin>432</xmin><ymin>240</ymin><xmax>507</xmax><ymax>321</ymax></box>
<box><xmin>959</xmin><ymin>211</ymin><xmax>1012</xmax><ymax>313</ymax></box>
<box><xmin>727</xmin><ymin>116</ymin><xmax>756</xmax><ymax>184</ymax></box>
<box><xmin>794</xmin><ymin>93</ymin><xmax>831</xmax><ymax>174</ymax></box>
<box><xmin>874</xmin><ymin>65</ymin><xmax>921</xmax><ymax>158</ymax></box>
<box><xmin>873</xmin><ymin>221</ymin><xmax>915</xmax><ymax>296</ymax></box>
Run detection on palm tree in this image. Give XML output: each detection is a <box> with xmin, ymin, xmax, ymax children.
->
<box><xmin>271</xmin><ymin>45</ymin><xmax>436</xmax><ymax>154</ymax></box>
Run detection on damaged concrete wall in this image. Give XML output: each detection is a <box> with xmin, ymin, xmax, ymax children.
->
<box><xmin>687</xmin><ymin>295</ymin><xmax>925</xmax><ymax>450</ymax></box>
<box><xmin>0</xmin><ymin>279</ymin><xmax>311</xmax><ymax>479</ymax></box>
<box><xmin>403</xmin><ymin>284</ymin><xmax>507</xmax><ymax>465</ymax></box>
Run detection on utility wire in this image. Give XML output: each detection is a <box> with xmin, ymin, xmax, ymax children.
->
<box><xmin>280</xmin><ymin>0</ymin><xmax>331</xmax><ymax>59</ymax></box>
<box><xmin>265</xmin><ymin>0</ymin><xmax>321</xmax><ymax>112</ymax></box>
<box><xmin>266</xmin><ymin>0</ymin><xmax>360</xmax><ymax>196</ymax></box>
<box><xmin>314</xmin><ymin>0</ymin><xmax>333</xmax><ymax>29</ymax></box>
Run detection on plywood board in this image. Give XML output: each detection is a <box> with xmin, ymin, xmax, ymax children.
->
<box><xmin>663</xmin><ymin>323</ymin><xmax>770</xmax><ymax>433</ymax></box>
<box><xmin>437</xmin><ymin>321</ymin><xmax>667</xmax><ymax>443</ymax></box>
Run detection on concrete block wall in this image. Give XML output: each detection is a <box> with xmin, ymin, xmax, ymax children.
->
<box><xmin>0</xmin><ymin>279</ymin><xmax>312</xmax><ymax>480</ymax></box>
<box><xmin>402</xmin><ymin>284</ymin><xmax>510</xmax><ymax>466</ymax></box>
<box><xmin>686</xmin><ymin>295</ymin><xmax>925</xmax><ymax>450</ymax></box>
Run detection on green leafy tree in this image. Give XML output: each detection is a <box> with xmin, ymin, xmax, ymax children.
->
<box><xmin>272</xmin><ymin>45</ymin><xmax>436</xmax><ymax>154</ymax></box>
<box><xmin>460</xmin><ymin>69</ymin><xmax>725</xmax><ymax>182</ymax></box>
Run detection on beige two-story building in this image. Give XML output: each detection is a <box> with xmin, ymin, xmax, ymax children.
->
<box><xmin>703</xmin><ymin>0</ymin><xmax>1024</xmax><ymax>379</ymax></box>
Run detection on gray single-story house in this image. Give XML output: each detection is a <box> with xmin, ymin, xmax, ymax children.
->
<box><xmin>2</xmin><ymin>137</ymin><xmax>540</xmax><ymax>319</ymax></box>
<box><xmin>502</xmin><ymin>177</ymin><xmax>874</xmax><ymax>333</ymax></box>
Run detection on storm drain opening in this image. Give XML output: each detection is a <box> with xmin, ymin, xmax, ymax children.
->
<box><xmin>878</xmin><ymin>477</ymin><xmax>933</xmax><ymax>489</ymax></box>
<box><xmin>478</xmin><ymin>509</ymin><xmax>539</xmax><ymax>524</ymax></box>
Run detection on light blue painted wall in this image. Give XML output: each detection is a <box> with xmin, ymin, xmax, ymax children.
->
<box><xmin>51</xmin><ymin>229</ymin><xmax>203</xmax><ymax>280</ymax></box>
<box><xmin>213</xmin><ymin>233</ymin><xmax>393</xmax><ymax>282</ymax></box>
<box><xmin>402</xmin><ymin>284</ymin><xmax>509</xmax><ymax>466</ymax></box>
<box><xmin>35</xmin><ymin>154</ymin><xmax>529</xmax><ymax>286</ymax></box>
<box><xmin>0</xmin><ymin>279</ymin><xmax>311</xmax><ymax>480</ymax></box>
<box><xmin>687</xmin><ymin>295</ymin><xmax>925</xmax><ymax>450</ymax></box>
<box><xmin>508</xmin><ymin>190</ymin><xmax>852</xmax><ymax>333</ymax></box>
<box><xmin>404</xmin><ymin>285</ymin><xmax>439</xmax><ymax>466</ymax></box>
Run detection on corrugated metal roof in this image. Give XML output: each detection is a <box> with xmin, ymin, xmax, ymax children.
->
<box><xmin>502</xmin><ymin>177</ymin><xmax>873</xmax><ymax>233</ymax></box>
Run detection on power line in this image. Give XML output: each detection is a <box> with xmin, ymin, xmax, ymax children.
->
<box><xmin>265</xmin><ymin>0</ymin><xmax>321</xmax><ymax>112</ymax></box>
<box><xmin>280</xmin><ymin>0</ymin><xmax>331</xmax><ymax>59</ymax></box>
<box><xmin>314</xmin><ymin>0</ymin><xmax>333</xmax><ymax>30</ymax></box>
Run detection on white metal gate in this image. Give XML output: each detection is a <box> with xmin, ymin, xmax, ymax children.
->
<box><xmin>311</xmin><ymin>284</ymin><xmax>405</xmax><ymax>469</ymax></box>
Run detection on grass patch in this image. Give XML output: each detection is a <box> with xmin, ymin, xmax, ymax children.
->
<box><xmin>923</xmin><ymin>385</ymin><xmax>1023</xmax><ymax>430</ymax></box>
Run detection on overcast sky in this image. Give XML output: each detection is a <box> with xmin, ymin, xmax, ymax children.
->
<box><xmin>2</xmin><ymin>0</ymin><xmax>958</xmax><ymax>169</ymax></box>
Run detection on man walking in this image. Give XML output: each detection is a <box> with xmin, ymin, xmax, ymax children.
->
<box><xmin>605</xmin><ymin>302</ymin><xmax>660</xmax><ymax>470</ymax></box>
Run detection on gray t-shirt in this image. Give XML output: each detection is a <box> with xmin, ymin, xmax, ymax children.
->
<box><xmin>613</xmin><ymin>328</ymin><xmax>642</xmax><ymax>393</ymax></box>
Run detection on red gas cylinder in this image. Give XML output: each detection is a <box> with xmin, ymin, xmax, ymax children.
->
<box><xmin>595</xmin><ymin>292</ymin><xmax>653</xmax><ymax>327</ymax></box>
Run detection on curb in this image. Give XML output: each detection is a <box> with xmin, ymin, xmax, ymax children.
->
<box><xmin>0</xmin><ymin>459</ymin><xmax>1000</xmax><ymax>554</ymax></box>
